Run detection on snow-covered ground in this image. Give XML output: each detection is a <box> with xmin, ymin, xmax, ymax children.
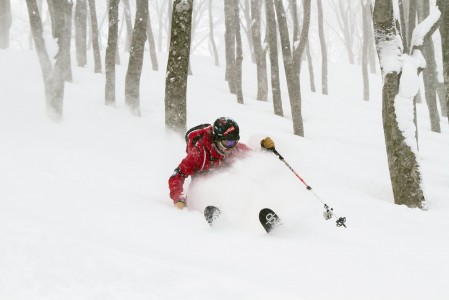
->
<box><xmin>1</xmin><ymin>48</ymin><xmax>449</xmax><ymax>300</ymax></box>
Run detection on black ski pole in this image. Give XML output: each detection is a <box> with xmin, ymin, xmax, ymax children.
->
<box><xmin>271</xmin><ymin>148</ymin><xmax>347</xmax><ymax>228</ymax></box>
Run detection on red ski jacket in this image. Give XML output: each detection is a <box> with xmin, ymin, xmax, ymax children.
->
<box><xmin>169</xmin><ymin>125</ymin><xmax>250</xmax><ymax>203</ymax></box>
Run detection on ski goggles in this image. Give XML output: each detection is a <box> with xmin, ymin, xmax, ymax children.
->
<box><xmin>220</xmin><ymin>139</ymin><xmax>239</xmax><ymax>149</ymax></box>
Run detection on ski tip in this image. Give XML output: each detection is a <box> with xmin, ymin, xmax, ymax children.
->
<box><xmin>259</xmin><ymin>208</ymin><xmax>281</xmax><ymax>233</ymax></box>
<box><xmin>204</xmin><ymin>205</ymin><xmax>221</xmax><ymax>225</ymax></box>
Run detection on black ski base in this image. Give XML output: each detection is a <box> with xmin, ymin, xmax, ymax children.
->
<box><xmin>259</xmin><ymin>208</ymin><xmax>281</xmax><ymax>233</ymax></box>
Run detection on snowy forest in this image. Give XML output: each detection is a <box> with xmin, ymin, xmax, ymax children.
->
<box><xmin>1</xmin><ymin>0</ymin><xmax>449</xmax><ymax>299</ymax></box>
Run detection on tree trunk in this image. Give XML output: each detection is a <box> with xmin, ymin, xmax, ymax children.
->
<box><xmin>408</xmin><ymin>0</ymin><xmax>417</xmax><ymax>51</ymax></box>
<box><xmin>274</xmin><ymin>0</ymin><xmax>304</xmax><ymax>136</ymax></box>
<box><xmin>317</xmin><ymin>0</ymin><xmax>328</xmax><ymax>94</ymax></box>
<box><xmin>361</xmin><ymin>1</ymin><xmax>370</xmax><ymax>101</ymax></box>
<box><xmin>209</xmin><ymin>0</ymin><xmax>219</xmax><ymax>66</ymax></box>
<box><xmin>27</xmin><ymin>0</ymin><xmax>69</xmax><ymax>121</ymax></box>
<box><xmin>64</xmin><ymin>3</ymin><xmax>73</xmax><ymax>82</ymax></box>
<box><xmin>293</xmin><ymin>0</ymin><xmax>311</xmax><ymax>73</ymax></box>
<box><xmin>373</xmin><ymin>0</ymin><xmax>425</xmax><ymax>209</ymax></box>
<box><xmin>399</xmin><ymin>0</ymin><xmax>409</xmax><ymax>54</ymax></box>
<box><xmin>0</xmin><ymin>0</ymin><xmax>12</xmax><ymax>49</ymax></box>
<box><xmin>251</xmin><ymin>0</ymin><xmax>268</xmax><ymax>101</ymax></box>
<box><xmin>75</xmin><ymin>0</ymin><xmax>88</xmax><ymax>67</ymax></box>
<box><xmin>305</xmin><ymin>42</ymin><xmax>316</xmax><ymax>93</ymax></box>
<box><xmin>123</xmin><ymin>0</ymin><xmax>133</xmax><ymax>53</ymax></box>
<box><xmin>233</xmin><ymin>0</ymin><xmax>244</xmax><ymax>104</ymax></box>
<box><xmin>438</xmin><ymin>0</ymin><xmax>449</xmax><ymax>122</ymax></box>
<box><xmin>88</xmin><ymin>0</ymin><xmax>102</xmax><ymax>73</ymax></box>
<box><xmin>146</xmin><ymin>12</ymin><xmax>158</xmax><ymax>71</ymax></box>
<box><xmin>265</xmin><ymin>0</ymin><xmax>283</xmax><ymax>117</ymax></box>
<box><xmin>242</xmin><ymin>0</ymin><xmax>255</xmax><ymax>63</ymax></box>
<box><xmin>105</xmin><ymin>0</ymin><xmax>119</xmax><ymax>106</ymax></box>
<box><xmin>48</xmin><ymin>0</ymin><xmax>73</xmax><ymax>82</ymax></box>
<box><xmin>167</xmin><ymin>0</ymin><xmax>173</xmax><ymax>51</ymax></box>
<box><xmin>165</xmin><ymin>0</ymin><xmax>193</xmax><ymax>133</ymax></box>
<box><xmin>417</xmin><ymin>0</ymin><xmax>441</xmax><ymax>133</ymax></box>
<box><xmin>224</xmin><ymin>0</ymin><xmax>236</xmax><ymax>94</ymax></box>
<box><xmin>125</xmin><ymin>0</ymin><xmax>148</xmax><ymax>116</ymax></box>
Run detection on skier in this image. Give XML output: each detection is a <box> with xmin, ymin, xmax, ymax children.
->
<box><xmin>169</xmin><ymin>117</ymin><xmax>275</xmax><ymax>209</ymax></box>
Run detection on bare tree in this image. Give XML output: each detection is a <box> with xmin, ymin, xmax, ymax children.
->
<box><xmin>305</xmin><ymin>42</ymin><xmax>316</xmax><ymax>92</ymax></box>
<box><xmin>125</xmin><ymin>0</ymin><xmax>148</xmax><ymax>116</ymax></box>
<box><xmin>209</xmin><ymin>0</ymin><xmax>219</xmax><ymax>66</ymax></box>
<box><xmin>224</xmin><ymin>0</ymin><xmax>237</xmax><ymax>95</ymax></box>
<box><xmin>438</xmin><ymin>0</ymin><xmax>449</xmax><ymax>122</ymax></box>
<box><xmin>165</xmin><ymin>0</ymin><xmax>194</xmax><ymax>133</ymax></box>
<box><xmin>317</xmin><ymin>0</ymin><xmax>328</xmax><ymax>94</ymax></box>
<box><xmin>265</xmin><ymin>0</ymin><xmax>283</xmax><ymax>116</ymax></box>
<box><xmin>105</xmin><ymin>0</ymin><xmax>120</xmax><ymax>106</ymax></box>
<box><xmin>372</xmin><ymin>0</ymin><xmax>441</xmax><ymax>208</ymax></box>
<box><xmin>75</xmin><ymin>0</ymin><xmax>88</xmax><ymax>67</ymax></box>
<box><xmin>399</xmin><ymin>0</ymin><xmax>408</xmax><ymax>54</ymax></box>
<box><xmin>361</xmin><ymin>0</ymin><xmax>370</xmax><ymax>101</ymax></box>
<box><xmin>225</xmin><ymin>0</ymin><xmax>243</xmax><ymax>103</ymax></box>
<box><xmin>0</xmin><ymin>0</ymin><xmax>12</xmax><ymax>49</ymax></box>
<box><xmin>167</xmin><ymin>0</ymin><xmax>173</xmax><ymax>51</ymax></box>
<box><xmin>123</xmin><ymin>0</ymin><xmax>133</xmax><ymax>52</ymax></box>
<box><xmin>88</xmin><ymin>0</ymin><xmax>102</xmax><ymax>73</ymax></box>
<box><xmin>274</xmin><ymin>0</ymin><xmax>305</xmax><ymax>136</ymax></box>
<box><xmin>47</xmin><ymin>0</ymin><xmax>73</xmax><ymax>82</ymax></box>
<box><xmin>26</xmin><ymin>0</ymin><xmax>71</xmax><ymax>121</ymax></box>
<box><xmin>417</xmin><ymin>0</ymin><xmax>441</xmax><ymax>133</ymax></box>
<box><xmin>330</xmin><ymin>0</ymin><xmax>359</xmax><ymax>64</ymax></box>
<box><xmin>233</xmin><ymin>0</ymin><xmax>244</xmax><ymax>103</ymax></box>
<box><xmin>251</xmin><ymin>0</ymin><xmax>268</xmax><ymax>101</ymax></box>
<box><xmin>146</xmin><ymin>12</ymin><xmax>158</xmax><ymax>71</ymax></box>
<box><xmin>241</xmin><ymin>0</ymin><xmax>255</xmax><ymax>63</ymax></box>
<box><xmin>408</xmin><ymin>0</ymin><xmax>417</xmax><ymax>51</ymax></box>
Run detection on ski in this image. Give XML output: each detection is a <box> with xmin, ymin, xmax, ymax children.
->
<box><xmin>204</xmin><ymin>205</ymin><xmax>221</xmax><ymax>225</ymax></box>
<box><xmin>259</xmin><ymin>208</ymin><xmax>282</xmax><ymax>233</ymax></box>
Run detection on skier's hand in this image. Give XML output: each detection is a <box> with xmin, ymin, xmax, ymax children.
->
<box><xmin>174</xmin><ymin>201</ymin><xmax>186</xmax><ymax>209</ymax></box>
<box><xmin>261</xmin><ymin>137</ymin><xmax>275</xmax><ymax>150</ymax></box>
<box><xmin>174</xmin><ymin>195</ymin><xmax>187</xmax><ymax>209</ymax></box>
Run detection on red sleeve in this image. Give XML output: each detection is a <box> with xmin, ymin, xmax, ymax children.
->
<box><xmin>168</xmin><ymin>146</ymin><xmax>203</xmax><ymax>203</ymax></box>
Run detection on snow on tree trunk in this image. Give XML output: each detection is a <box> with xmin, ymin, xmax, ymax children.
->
<box><xmin>164</xmin><ymin>0</ymin><xmax>193</xmax><ymax>133</ymax></box>
<box><xmin>372</xmin><ymin>0</ymin><xmax>442</xmax><ymax>209</ymax></box>
<box><xmin>417</xmin><ymin>0</ymin><xmax>441</xmax><ymax>133</ymax></box>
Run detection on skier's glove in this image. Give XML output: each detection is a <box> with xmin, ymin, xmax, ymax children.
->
<box><xmin>174</xmin><ymin>195</ymin><xmax>187</xmax><ymax>210</ymax></box>
<box><xmin>260</xmin><ymin>137</ymin><xmax>275</xmax><ymax>150</ymax></box>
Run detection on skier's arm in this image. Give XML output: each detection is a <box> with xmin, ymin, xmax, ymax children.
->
<box><xmin>168</xmin><ymin>147</ymin><xmax>202</xmax><ymax>206</ymax></box>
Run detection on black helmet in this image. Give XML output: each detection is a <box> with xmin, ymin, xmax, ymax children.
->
<box><xmin>213</xmin><ymin>117</ymin><xmax>240</xmax><ymax>141</ymax></box>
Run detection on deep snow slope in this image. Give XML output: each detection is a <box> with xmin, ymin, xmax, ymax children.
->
<box><xmin>1</xmin><ymin>49</ymin><xmax>449</xmax><ymax>300</ymax></box>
